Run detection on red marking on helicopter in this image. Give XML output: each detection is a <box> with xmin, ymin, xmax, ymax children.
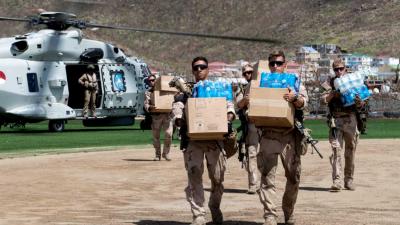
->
<box><xmin>0</xmin><ymin>71</ymin><xmax>6</xmax><ymax>84</ymax></box>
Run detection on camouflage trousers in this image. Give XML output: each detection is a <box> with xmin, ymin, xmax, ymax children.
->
<box><xmin>83</xmin><ymin>89</ymin><xmax>96</xmax><ymax>116</ymax></box>
<box><xmin>245</xmin><ymin>123</ymin><xmax>260</xmax><ymax>190</ymax></box>
<box><xmin>257</xmin><ymin>129</ymin><xmax>300</xmax><ymax>221</ymax></box>
<box><xmin>329</xmin><ymin>113</ymin><xmax>359</xmax><ymax>185</ymax></box>
<box><xmin>151</xmin><ymin>113</ymin><xmax>173</xmax><ymax>157</ymax></box>
<box><xmin>184</xmin><ymin>140</ymin><xmax>226</xmax><ymax>218</ymax></box>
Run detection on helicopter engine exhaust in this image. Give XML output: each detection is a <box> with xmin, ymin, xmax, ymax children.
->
<box><xmin>11</xmin><ymin>40</ymin><xmax>28</xmax><ymax>53</ymax></box>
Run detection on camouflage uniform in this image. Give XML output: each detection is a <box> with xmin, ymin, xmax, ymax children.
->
<box><xmin>78</xmin><ymin>72</ymin><xmax>98</xmax><ymax>117</ymax></box>
<box><xmin>144</xmin><ymin>90</ymin><xmax>173</xmax><ymax>160</ymax></box>
<box><xmin>257</xmin><ymin>84</ymin><xmax>308</xmax><ymax>222</ymax></box>
<box><xmin>321</xmin><ymin>77</ymin><xmax>360</xmax><ymax>190</ymax></box>
<box><xmin>236</xmin><ymin>83</ymin><xmax>260</xmax><ymax>193</ymax></box>
<box><xmin>172</xmin><ymin>84</ymin><xmax>235</xmax><ymax>224</ymax></box>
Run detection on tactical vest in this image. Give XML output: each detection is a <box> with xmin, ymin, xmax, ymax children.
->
<box><xmin>328</xmin><ymin>77</ymin><xmax>357</xmax><ymax>115</ymax></box>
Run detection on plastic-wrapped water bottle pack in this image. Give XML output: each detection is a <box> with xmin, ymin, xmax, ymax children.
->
<box><xmin>193</xmin><ymin>79</ymin><xmax>233</xmax><ymax>101</ymax></box>
<box><xmin>259</xmin><ymin>72</ymin><xmax>300</xmax><ymax>92</ymax></box>
<box><xmin>333</xmin><ymin>72</ymin><xmax>370</xmax><ymax>106</ymax></box>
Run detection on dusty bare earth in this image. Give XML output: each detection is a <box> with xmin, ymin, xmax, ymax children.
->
<box><xmin>0</xmin><ymin>139</ymin><xmax>399</xmax><ymax>225</ymax></box>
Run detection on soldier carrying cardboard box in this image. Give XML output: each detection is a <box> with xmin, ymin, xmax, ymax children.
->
<box><xmin>171</xmin><ymin>56</ymin><xmax>236</xmax><ymax>225</ymax></box>
<box><xmin>144</xmin><ymin>74</ymin><xmax>173</xmax><ymax>161</ymax></box>
<box><xmin>241</xmin><ymin>51</ymin><xmax>308</xmax><ymax>225</ymax></box>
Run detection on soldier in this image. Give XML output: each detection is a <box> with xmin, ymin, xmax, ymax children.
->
<box><xmin>321</xmin><ymin>58</ymin><xmax>365</xmax><ymax>192</ymax></box>
<box><xmin>172</xmin><ymin>56</ymin><xmax>235</xmax><ymax>225</ymax></box>
<box><xmin>144</xmin><ymin>74</ymin><xmax>173</xmax><ymax>161</ymax></box>
<box><xmin>255</xmin><ymin>51</ymin><xmax>308</xmax><ymax>225</ymax></box>
<box><xmin>78</xmin><ymin>64</ymin><xmax>98</xmax><ymax>118</ymax></box>
<box><xmin>236</xmin><ymin>63</ymin><xmax>260</xmax><ymax>194</ymax></box>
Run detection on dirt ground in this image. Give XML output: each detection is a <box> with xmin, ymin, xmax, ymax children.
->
<box><xmin>0</xmin><ymin>139</ymin><xmax>399</xmax><ymax>225</ymax></box>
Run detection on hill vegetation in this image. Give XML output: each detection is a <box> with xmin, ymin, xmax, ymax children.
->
<box><xmin>1</xmin><ymin>0</ymin><xmax>400</xmax><ymax>73</ymax></box>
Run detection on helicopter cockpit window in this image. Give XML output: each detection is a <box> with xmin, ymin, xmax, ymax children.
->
<box><xmin>111</xmin><ymin>70</ymin><xmax>126</xmax><ymax>92</ymax></box>
<box><xmin>27</xmin><ymin>73</ymin><xmax>39</xmax><ymax>92</ymax></box>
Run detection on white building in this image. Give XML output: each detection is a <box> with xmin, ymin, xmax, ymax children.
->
<box><xmin>372</xmin><ymin>56</ymin><xmax>399</xmax><ymax>67</ymax></box>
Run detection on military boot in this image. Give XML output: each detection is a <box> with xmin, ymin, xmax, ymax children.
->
<box><xmin>330</xmin><ymin>182</ymin><xmax>342</xmax><ymax>192</ymax></box>
<box><xmin>263</xmin><ymin>216</ymin><xmax>277</xmax><ymax>225</ymax></box>
<box><xmin>285</xmin><ymin>215</ymin><xmax>296</xmax><ymax>225</ymax></box>
<box><xmin>162</xmin><ymin>153</ymin><xmax>172</xmax><ymax>161</ymax></box>
<box><xmin>210</xmin><ymin>208</ymin><xmax>223</xmax><ymax>225</ymax></box>
<box><xmin>190</xmin><ymin>216</ymin><xmax>206</xmax><ymax>225</ymax></box>
<box><xmin>153</xmin><ymin>156</ymin><xmax>161</xmax><ymax>161</ymax></box>
<box><xmin>247</xmin><ymin>185</ymin><xmax>257</xmax><ymax>195</ymax></box>
<box><xmin>344</xmin><ymin>180</ymin><xmax>355</xmax><ymax>191</ymax></box>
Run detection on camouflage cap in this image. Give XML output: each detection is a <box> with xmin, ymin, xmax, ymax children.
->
<box><xmin>332</xmin><ymin>58</ymin><xmax>345</xmax><ymax>68</ymax></box>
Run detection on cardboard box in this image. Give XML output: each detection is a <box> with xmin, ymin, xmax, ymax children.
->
<box><xmin>252</xmin><ymin>60</ymin><xmax>270</xmax><ymax>87</ymax></box>
<box><xmin>151</xmin><ymin>90</ymin><xmax>175</xmax><ymax>113</ymax></box>
<box><xmin>185</xmin><ymin>98</ymin><xmax>228</xmax><ymax>140</ymax></box>
<box><xmin>155</xmin><ymin>76</ymin><xmax>178</xmax><ymax>92</ymax></box>
<box><xmin>248</xmin><ymin>87</ymin><xmax>295</xmax><ymax>127</ymax></box>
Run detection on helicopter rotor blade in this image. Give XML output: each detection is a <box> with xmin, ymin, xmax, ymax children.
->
<box><xmin>0</xmin><ymin>16</ymin><xmax>31</xmax><ymax>22</ymax></box>
<box><xmin>86</xmin><ymin>23</ymin><xmax>282</xmax><ymax>44</ymax></box>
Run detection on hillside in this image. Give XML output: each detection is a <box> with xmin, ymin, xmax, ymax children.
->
<box><xmin>0</xmin><ymin>0</ymin><xmax>400</xmax><ymax>73</ymax></box>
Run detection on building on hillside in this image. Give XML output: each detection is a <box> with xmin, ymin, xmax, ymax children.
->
<box><xmin>372</xmin><ymin>56</ymin><xmax>399</xmax><ymax>67</ymax></box>
<box><xmin>304</xmin><ymin>44</ymin><xmax>341</xmax><ymax>55</ymax></box>
<box><xmin>296</xmin><ymin>46</ymin><xmax>321</xmax><ymax>64</ymax></box>
<box><xmin>286</xmin><ymin>61</ymin><xmax>301</xmax><ymax>74</ymax></box>
<box><xmin>339</xmin><ymin>53</ymin><xmax>373</xmax><ymax>71</ymax></box>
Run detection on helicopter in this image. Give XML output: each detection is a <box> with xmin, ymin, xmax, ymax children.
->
<box><xmin>0</xmin><ymin>12</ymin><xmax>279</xmax><ymax>132</ymax></box>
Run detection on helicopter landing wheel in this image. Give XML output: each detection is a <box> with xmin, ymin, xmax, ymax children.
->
<box><xmin>49</xmin><ymin>120</ymin><xmax>65</xmax><ymax>132</ymax></box>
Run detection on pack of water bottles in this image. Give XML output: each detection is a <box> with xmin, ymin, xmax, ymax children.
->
<box><xmin>259</xmin><ymin>72</ymin><xmax>300</xmax><ymax>92</ymax></box>
<box><xmin>193</xmin><ymin>79</ymin><xmax>233</xmax><ymax>101</ymax></box>
<box><xmin>333</xmin><ymin>72</ymin><xmax>371</xmax><ymax>106</ymax></box>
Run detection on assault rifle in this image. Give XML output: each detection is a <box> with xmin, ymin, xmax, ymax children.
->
<box><xmin>236</xmin><ymin>109</ymin><xmax>248</xmax><ymax>168</ymax></box>
<box><xmin>294</xmin><ymin>120</ymin><xmax>323</xmax><ymax>159</ymax></box>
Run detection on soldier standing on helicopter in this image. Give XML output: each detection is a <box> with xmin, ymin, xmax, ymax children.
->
<box><xmin>236</xmin><ymin>63</ymin><xmax>260</xmax><ymax>195</ymax></box>
<box><xmin>144</xmin><ymin>74</ymin><xmax>173</xmax><ymax>161</ymax></box>
<box><xmin>78</xmin><ymin>64</ymin><xmax>98</xmax><ymax>118</ymax></box>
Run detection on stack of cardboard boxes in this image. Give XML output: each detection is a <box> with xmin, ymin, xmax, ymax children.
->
<box><xmin>247</xmin><ymin>60</ymin><xmax>295</xmax><ymax>128</ymax></box>
<box><xmin>151</xmin><ymin>76</ymin><xmax>177</xmax><ymax>113</ymax></box>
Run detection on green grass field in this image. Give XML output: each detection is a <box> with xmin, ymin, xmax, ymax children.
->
<box><xmin>1</xmin><ymin>119</ymin><xmax>399</xmax><ymax>155</ymax></box>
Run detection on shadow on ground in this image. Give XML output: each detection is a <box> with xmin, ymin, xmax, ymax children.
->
<box><xmin>204</xmin><ymin>188</ymin><xmax>248</xmax><ymax>194</ymax></box>
<box><xmin>133</xmin><ymin>220</ymin><xmax>267</xmax><ymax>225</ymax></box>
<box><xmin>123</xmin><ymin>159</ymin><xmax>156</xmax><ymax>162</ymax></box>
<box><xmin>299</xmin><ymin>186</ymin><xmax>331</xmax><ymax>192</ymax></box>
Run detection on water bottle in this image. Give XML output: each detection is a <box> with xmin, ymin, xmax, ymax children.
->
<box><xmin>280</xmin><ymin>73</ymin><xmax>288</xmax><ymax>88</ymax></box>
<box><xmin>196</xmin><ymin>81</ymin><xmax>205</xmax><ymax>98</ymax></box>
<box><xmin>260</xmin><ymin>72</ymin><xmax>268</xmax><ymax>87</ymax></box>
<box><xmin>226</xmin><ymin>81</ymin><xmax>233</xmax><ymax>101</ymax></box>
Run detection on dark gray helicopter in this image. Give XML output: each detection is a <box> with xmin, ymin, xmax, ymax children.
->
<box><xmin>0</xmin><ymin>12</ymin><xmax>279</xmax><ymax>132</ymax></box>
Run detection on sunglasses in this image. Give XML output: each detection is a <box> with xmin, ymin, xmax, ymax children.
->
<box><xmin>192</xmin><ymin>64</ymin><xmax>208</xmax><ymax>71</ymax></box>
<box><xmin>243</xmin><ymin>71</ymin><xmax>253</xmax><ymax>75</ymax></box>
<box><xmin>148</xmin><ymin>79</ymin><xmax>155</xmax><ymax>82</ymax></box>
<box><xmin>334</xmin><ymin>67</ymin><xmax>345</xmax><ymax>72</ymax></box>
<box><xmin>269</xmin><ymin>61</ymin><xmax>285</xmax><ymax>67</ymax></box>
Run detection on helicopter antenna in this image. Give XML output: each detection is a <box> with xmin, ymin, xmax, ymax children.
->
<box><xmin>0</xmin><ymin>12</ymin><xmax>282</xmax><ymax>44</ymax></box>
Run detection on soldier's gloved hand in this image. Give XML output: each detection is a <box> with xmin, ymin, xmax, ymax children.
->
<box><xmin>355</xmin><ymin>95</ymin><xmax>364</xmax><ymax>107</ymax></box>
